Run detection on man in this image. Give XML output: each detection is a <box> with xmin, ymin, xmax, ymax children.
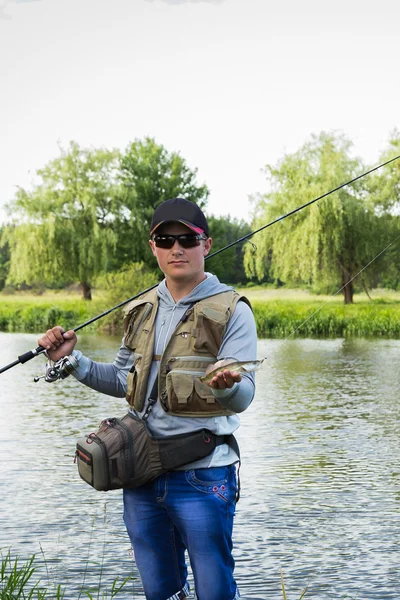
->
<box><xmin>38</xmin><ymin>197</ymin><xmax>257</xmax><ymax>600</ymax></box>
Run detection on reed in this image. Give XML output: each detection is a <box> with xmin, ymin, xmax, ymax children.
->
<box><xmin>0</xmin><ymin>550</ymin><xmax>134</xmax><ymax>599</ymax></box>
<box><xmin>0</xmin><ymin>550</ymin><xmax>58</xmax><ymax>599</ymax></box>
<box><xmin>1</xmin><ymin>550</ymin><xmax>360</xmax><ymax>599</ymax></box>
<box><xmin>281</xmin><ymin>569</ymin><xmax>308</xmax><ymax>600</ymax></box>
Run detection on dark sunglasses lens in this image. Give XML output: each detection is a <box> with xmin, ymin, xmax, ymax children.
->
<box><xmin>179</xmin><ymin>235</ymin><xmax>201</xmax><ymax>248</ymax></box>
<box><xmin>154</xmin><ymin>235</ymin><xmax>202</xmax><ymax>249</ymax></box>
<box><xmin>154</xmin><ymin>236</ymin><xmax>175</xmax><ymax>248</ymax></box>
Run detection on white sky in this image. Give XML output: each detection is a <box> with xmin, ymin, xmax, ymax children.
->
<box><xmin>1</xmin><ymin>0</ymin><xmax>399</xmax><ymax>224</ymax></box>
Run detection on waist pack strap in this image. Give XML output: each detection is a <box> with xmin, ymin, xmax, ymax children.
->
<box><xmin>214</xmin><ymin>434</ymin><xmax>240</xmax><ymax>458</ymax></box>
<box><xmin>142</xmin><ymin>375</ymin><xmax>159</xmax><ymax>421</ymax></box>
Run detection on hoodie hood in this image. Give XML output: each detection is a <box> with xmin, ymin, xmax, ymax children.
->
<box><xmin>153</xmin><ymin>273</ymin><xmax>234</xmax><ymax>357</ymax></box>
<box><xmin>157</xmin><ymin>272</ymin><xmax>234</xmax><ymax>307</ymax></box>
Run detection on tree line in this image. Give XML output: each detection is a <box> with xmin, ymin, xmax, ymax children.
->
<box><xmin>1</xmin><ymin>131</ymin><xmax>399</xmax><ymax>303</ymax></box>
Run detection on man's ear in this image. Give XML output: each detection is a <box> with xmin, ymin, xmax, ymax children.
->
<box><xmin>204</xmin><ymin>237</ymin><xmax>212</xmax><ymax>256</ymax></box>
<box><xmin>149</xmin><ymin>239</ymin><xmax>157</xmax><ymax>257</ymax></box>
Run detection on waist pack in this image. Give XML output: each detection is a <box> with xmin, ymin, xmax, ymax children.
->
<box><xmin>75</xmin><ymin>413</ymin><xmax>231</xmax><ymax>492</ymax></box>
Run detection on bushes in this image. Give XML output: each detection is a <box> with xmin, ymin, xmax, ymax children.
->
<box><xmin>2</xmin><ymin>291</ymin><xmax>400</xmax><ymax>338</ymax></box>
<box><xmin>0</xmin><ymin>264</ymin><xmax>158</xmax><ymax>335</ymax></box>
<box><xmin>0</xmin><ymin>300</ymin><xmax>101</xmax><ymax>333</ymax></box>
<box><xmin>96</xmin><ymin>263</ymin><xmax>158</xmax><ymax>333</ymax></box>
<box><xmin>252</xmin><ymin>300</ymin><xmax>400</xmax><ymax>338</ymax></box>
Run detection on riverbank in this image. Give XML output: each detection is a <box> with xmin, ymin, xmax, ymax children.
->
<box><xmin>1</xmin><ymin>288</ymin><xmax>400</xmax><ymax>338</ymax></box>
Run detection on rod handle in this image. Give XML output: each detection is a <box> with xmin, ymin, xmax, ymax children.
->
<box><xmin>18</xmin><ymin>346</ymin><xmax>46</xmax><ymax>364</ymax></box>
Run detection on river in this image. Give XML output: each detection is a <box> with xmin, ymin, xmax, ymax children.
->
<box><xmin>1</xmin><ymin>333</ymin><xmax>399</xmax><ymax>599</ymax></box>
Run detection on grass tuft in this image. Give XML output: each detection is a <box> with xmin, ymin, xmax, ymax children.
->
<box><xmin>0</xmin><ymin>549</ymin><xmax>134</xmax><ymax>600</ymax></box>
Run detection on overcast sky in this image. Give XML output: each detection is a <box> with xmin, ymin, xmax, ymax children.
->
<box><xmin>1</xmin><ymin>0</ymin><xmax>399</xmax><ymax>224</ymax></box>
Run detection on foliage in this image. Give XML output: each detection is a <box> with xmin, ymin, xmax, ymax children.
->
<box><xmin>206</xmin><ymin>215</ymin><xmax>251</xmax><ymax>283</ymax></box>
<box><xmin>251</xmin><ymin>299</ymin><xmax>400</xmax><ymax>338</ymax></box>
<box><xmin>96</xmin><ymin>262</ymin><xmax>159</xmax><ymax>332</ymax></box>
<box><xmin>0</xmin><ymin>550</ymin><xmax>58</xmax><ymax>599</ymax></box>
<box><xmin>367</xmin><ymin>129</ymin><xmax>400</xmax><ymax>213</ymax></box>
<box><xmin>244</xmin><ymin>132</ymin><xmax>386</xmax><ymax>303</ymax></box>
<box><xmin>0</xmin><ymin>226</ymin><xmax>10</xmax><ymax>291</ymax></box>
<box><xmin>365</xmin><ymin>130</ymin><xmax>400</xmax><ymax>290</ymax></box>
<box><xmin>3</xmin><ymin>291</ymin><xmax>400</xmax><ymax>338</ymax></box>
<box><xmin>113</xmin><ymin>137</ymin><xmax>210</xmax><ymax>272</ymax></box>
<box><xmin>3</xmin><ymin>131</ymin><xmax>400</xmax><ymax>299</ymax></box>
<box><xmin>4</xmin><ymin>142</ymin><xmax>120</xmax><ymax>300</ymax></box>
<box><xmin>0</xmin><ymin>550</ymin><xmax>134</xmax><ymax>599</ymax></box>
<box><xmin>0</xmin><ymin>295</ymin><xmax>103</xmax><ymax>333</ymax></box>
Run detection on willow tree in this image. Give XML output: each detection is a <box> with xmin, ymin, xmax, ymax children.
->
<box><xmin>244</xmin><ymin>132</ymin><xmax>383</xmax><ymax>303</ymax></box>
<box><xmin>365</xmin><ymin>130</ymin><xmax>400</xmax><ymax>289</ymax></box>
<box><xmin>5</xmin><ymin>142</ymin><xmax>120</xmax><ymax>299</ymax></box>
<box><xmin>0</xmin><ymin>226</ymin><xmax>10</xmax><ymax>290</ymax></box>
<box><xmin>367</xmin><ymin>130</ymin><xmax>400</xmax><ymax>212</ymax></box>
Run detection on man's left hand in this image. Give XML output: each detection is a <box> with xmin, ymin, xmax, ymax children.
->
<box><xmin>204</xmin><ymin>359</ymin><xmax>242</xmax><ymax>390</ymax></box>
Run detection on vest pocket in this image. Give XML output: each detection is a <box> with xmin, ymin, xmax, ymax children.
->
<box><xmin>126</xmin><ymin>354</ymin><xmax>142</xmax><ymax>406</ymax></box>
<box><xmin>166</xmin><ymin>370</ymin><xmax>227</xmax><ymax>416</ymax></box>
<box><xmin>192</xmin><ymin>305</ymin><xmax>229</xmax><ymax>356</ymax></box>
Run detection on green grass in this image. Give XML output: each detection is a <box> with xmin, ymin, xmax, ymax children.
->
<box><xmin>1</xmin><ymin>552</ymin><xmax>359</xmax><ymax>599</ymax></box>
<box><xmin>0</xmin><ymin>550</ymin><xmax>60</xmax><ymax>599</ymax></box>
<box><xmin>250</xmin><ymin>299</ymin><xmax>400</xmax><ymax>338</ymax></box>
<box><xmin>2</xmin><ymin>287</ymin><xmax>400</xmax><ymax>338</ymax></box>
<box><xmin>0</xmin><ymin>550</ymin><xmax>135</xmax><ymax>599</ymax></box>
<box><xmin>0</xmin><ymin>291</ymin><xmax>108</xmax><ymax>333</ymax></box>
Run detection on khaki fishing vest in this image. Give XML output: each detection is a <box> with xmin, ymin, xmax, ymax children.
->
<box><xmin>123</xmin><ymin>287</ymin><xmax>251</xmax><ymax>417</ymax></box>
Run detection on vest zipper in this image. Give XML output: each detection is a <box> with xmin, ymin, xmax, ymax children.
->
<box><xmin>169</xmin><ymin>356</ymin><xmax>215</xmax><ymax>363</ymax></box>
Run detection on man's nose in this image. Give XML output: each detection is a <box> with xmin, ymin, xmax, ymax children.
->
<box><xmin>171</xmin><ymin>239</ymin><xmax>184</xmax><ymax>251</ymax></box>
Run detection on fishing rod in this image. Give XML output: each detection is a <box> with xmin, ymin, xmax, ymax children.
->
<box><xmin>1</xmin><ymin>153</ymin><xmax>399</xmax><ymax>376</ymax></box>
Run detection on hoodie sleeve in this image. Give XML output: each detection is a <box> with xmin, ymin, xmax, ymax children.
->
<box><xmin>211</xmin><ymin>300</ymin><xmax>258</xmax><ymax>413</ymax></box>
<box><xmin>70</xmin><ymin>341</ymin><xmax>132</xmax><ymax>397</ymax></box>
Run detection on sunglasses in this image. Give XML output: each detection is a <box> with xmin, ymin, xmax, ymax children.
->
<box><xmin>152</xmin><ymin>233</ymin><xmax>206</xmax><ymax>249</ymax></box>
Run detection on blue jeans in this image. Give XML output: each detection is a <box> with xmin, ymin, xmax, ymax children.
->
<box><xmin>123</xmin><ymin>465</ymin><xmax>240</xmax><ymax>600</ymax></box>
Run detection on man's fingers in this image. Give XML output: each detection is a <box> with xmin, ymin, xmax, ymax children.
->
<box><xmin>208</xmin><ymin>369</ymin><xmax>242</xmax><ymax>389</ymax></box>
<box><xmin>39</xmin><ymin>327</ymin><xmax>70</xmax><ymax>350</ymax></box>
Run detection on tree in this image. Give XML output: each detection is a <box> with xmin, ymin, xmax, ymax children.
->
<box><xmin>367</xmin><ymin>130</ymin><xmax>400</xmax><ymax>213</ymax></box>
<box><xmin>205</xmin><ymin>215</ymin><xmax>251</xmax><ymax>284</ymax></box>
<box><xmin>4</xmin><ymin>142</ymin><xmax>120</xmax><ymax>299</ymax></box>
<box><xmin>113</xmin><ymin>138</ymin><xmax>209</xmax><ymax>272</ymax></box>
<box><xmin>0</xmin><ymin>226</ymin><xmax>11</xmax><ymax>291</ymax></box>
<box><xmin>244</xmin><ymin>132</ymin><xmax>383</xmax><ymax>303</ymax></box>
<box><xmin>365</xmin><ymin>130</ymin><xmax>400</xmax><ymax>290</ymax></box>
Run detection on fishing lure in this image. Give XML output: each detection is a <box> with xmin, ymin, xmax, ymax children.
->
<box><xmin>199</xmin><ymin>358</ymin><xmax>266</xmax><ymax>383</ymax></box>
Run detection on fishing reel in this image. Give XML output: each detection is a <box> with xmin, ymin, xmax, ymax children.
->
<box><xmin>34</xmin><ymin>355</ymin><xmax>79</xmax><ymax>383</ymax></box>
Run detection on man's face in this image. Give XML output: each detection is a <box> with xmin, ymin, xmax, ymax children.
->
<box><xmin>149</xmin><ymin>222</ymin><xmax>212</xmax><ymax>283</ymax></box>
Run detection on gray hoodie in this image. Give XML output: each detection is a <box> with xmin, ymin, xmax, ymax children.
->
<box><xmin>72</xmin><ymin>273</ymin><xmax>257</xmax><ymax>468</ymax></box>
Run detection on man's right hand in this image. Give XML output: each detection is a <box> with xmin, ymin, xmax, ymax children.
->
<box><xmin>37</xmin><ymin>326</ymin><xmax>78</xmax><ymax>361</ymax></box>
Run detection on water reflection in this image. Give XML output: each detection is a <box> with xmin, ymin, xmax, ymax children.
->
<box><xmin>1</xmin><ymin>334</ymin><xmax>400</xmax><ymax>598</ymax></box>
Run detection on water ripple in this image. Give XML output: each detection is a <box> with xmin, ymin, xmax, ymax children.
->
<box><xmin>1</xmin><ymin>334</ymin><xmax>400</xmax><ymax>598</ymax></box>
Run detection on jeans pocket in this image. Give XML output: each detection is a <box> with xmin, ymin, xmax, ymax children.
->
<box><xmin>185</xmin><ymin>466</ymin><xmax>234</xmax><ymax>502</ymax></box>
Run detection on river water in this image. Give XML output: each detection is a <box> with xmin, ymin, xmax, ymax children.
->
<box><xmin>1</xmin><ymin>333</ymin><xmax>399</xmax><ymax>599</ymax></box>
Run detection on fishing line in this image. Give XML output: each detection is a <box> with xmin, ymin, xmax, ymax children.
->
<box><xmin>1</xmin><ymin>153</ymin><xmax>399</xmax><ymax>374</ymax></box>
<box><xmin>206</xmin><ymin>153</ymin><xmax>400</xmax><ymax>260</ymax></box>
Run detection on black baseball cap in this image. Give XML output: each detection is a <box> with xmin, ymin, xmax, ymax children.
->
<box><xmin>150</xmin><ymin>198</ymin><xmax>209</xmax><ymax>237</ymax></box>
